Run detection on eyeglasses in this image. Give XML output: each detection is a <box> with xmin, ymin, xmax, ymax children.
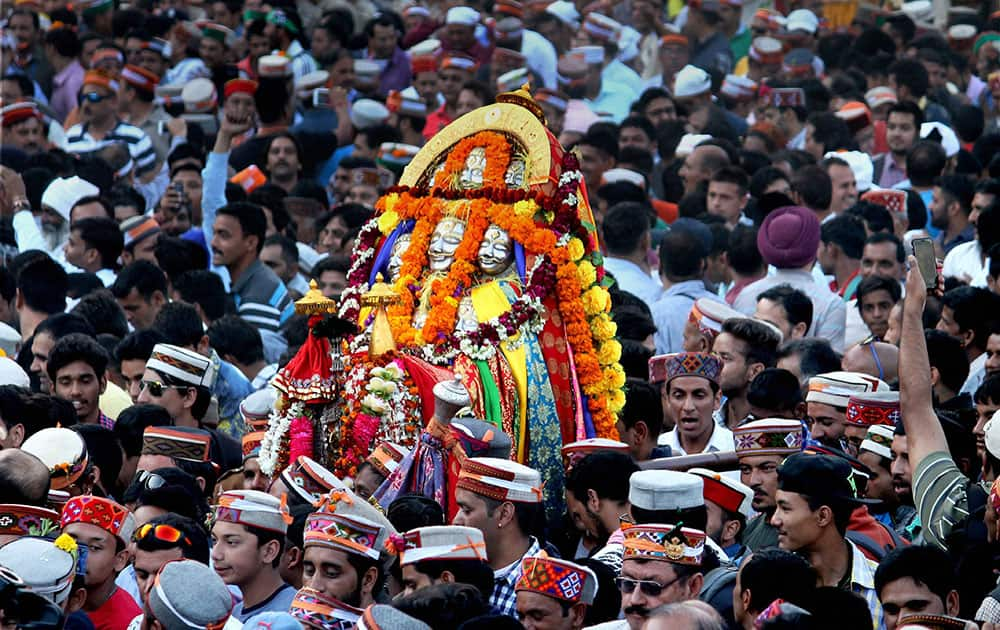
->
<box><xmin>133</xmin><ymin>470</ymin><xmax>168</xmax><ymax>490</ymax></box>
<box><xmin>140</xmin><ymin>380</ymin><xmax>187</xmax><ymax>397</ymax></box>
<box><xmin>133</xmin><ymin>523</ymin><xmax>191</xmax><ymax>545</ymax></box>
<box><xmin>615</xmin><ymin>575</ymin><xmax>683</xmax><ymax>597</ymax></box>
<box><xmin>78</xmin><ymin>91</ymin><xmax>110</xmax><ymax>104</ymax></box>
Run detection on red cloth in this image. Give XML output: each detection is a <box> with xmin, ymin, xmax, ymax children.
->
<box><xmin>848</xmin><ymin>506</ymin><xmax>908</xmax><ymax>561</ymax></box>
<box><xmin>398</xmin><ymin>354</ymin><xmax>454</xmax><ymax>422</ymax></box>
<box><xmin>423</xmin><ymin>104</ymin><xmax>452</xmax><ymax>141</ymax></box>
<box><xmin>87</xmin><ymin>587</ymin><xmax>142</xmax><ymax>630</ymax></box>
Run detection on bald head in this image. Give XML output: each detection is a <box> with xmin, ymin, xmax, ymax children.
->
<box><xmin>644</xmin><ymin>601</ymin><xmax>726</xmax><ymax>630</ymax></box>
<box><xmin>0</xmin><ymin>448</ymin><xmax>51</xmax><ymax>505</ymax></box>
<box><xmin>842</xmin><ymin>342</ymin><xmax>898</xmax><ymax>383</ymax></box>
<box><xmin>682</xmin><ymin>144</ymin><xmax>731</xmax><ymax>195</ymax></box>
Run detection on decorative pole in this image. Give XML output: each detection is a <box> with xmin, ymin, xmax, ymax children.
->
<box><xmin>361</xmin><ymin>273</ymin><xmax>399</xmax><ymax>358</ymax></box>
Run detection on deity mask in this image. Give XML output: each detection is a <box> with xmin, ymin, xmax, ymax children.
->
<box><xmin>387</xmin><ymin>233</ymin><xmax>411</xmax><ymax>282</ymax></box>
<box><xmin>428</xmin><ymin>216</ymin><xmax>466</xmax><ymax>272</ymax></box>
<box><xmin>477</xmin><ymin>224</ymin><xmax>514</xmax><ymax>276</ymax></box>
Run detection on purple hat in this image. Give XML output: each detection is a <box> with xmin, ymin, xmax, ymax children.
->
<box><xmin>757</xmin><ymin>206</ymin><xmax>820</xmax><ymax>269</ymax></box>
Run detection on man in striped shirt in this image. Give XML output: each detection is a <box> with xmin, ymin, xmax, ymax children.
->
<box><xmin>64</xmin><ymin>70</ymin><xmax>158</xmax><ymax>183</ymax></box>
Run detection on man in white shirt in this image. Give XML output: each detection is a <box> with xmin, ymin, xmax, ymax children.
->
<box><xmin>650</xmin><ymin>352</ymin><xmax>734</xmax><ymax>455</ymax></box>
<box><xmin>602</xmin><ymin>201</ymin><xmax>661</xmax><ymax>308</ymax></box>
<box><xmin>943</xmin><ymin>193</ymin><xmax>998</xmax><ymax>288</ymax></box>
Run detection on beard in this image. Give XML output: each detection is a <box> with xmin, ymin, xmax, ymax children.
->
<box><xmin>42</xmin><ymin>220</ymin><xmax>68</xmax><ymax>253</ymax></box>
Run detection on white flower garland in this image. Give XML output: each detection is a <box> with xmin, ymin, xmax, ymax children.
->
<box><xmin>259</xmin><ymin>399</ymin><xmax>303</xmax><ymax>476</ymax></box>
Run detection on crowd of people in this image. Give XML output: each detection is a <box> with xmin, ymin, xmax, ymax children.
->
<box><xmin>4</xmin><ymin>0</ymin><xmax>1000</xmax><ymax>629</ymax></box>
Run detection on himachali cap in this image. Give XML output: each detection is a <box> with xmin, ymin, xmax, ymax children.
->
<box><xmin>446</xmin><ymin>6</ymin><xmax>480</xmax><ymax>25</ymax></box>
<box><xmin>807</xmin><ymin>371</ymin><xmax>889</xmax><ymax>408</ymax></box>
<box><xmin>149</xmin><ymin>559</ymin><xmax>234</xmax><ymax>630</ymax></box>
<box><xmin>91</xmin><ymin>48</ymin><xmax>125</xmax><ymax>69</ymax></box>
<box><xmin>0</xmin><ymin>505</ymin><xmax>60</xmax><ymax>539</ymax></box>
<box><xmin>377</xmin><ymin>143</ymin><xmax>421</xmax><ymax>173</ymax></box>
<box><xmin>836</xmin><ymin>101</ymin><xmax>872</xmax><ymax>133</ymax></box>
<box><xmin>948</xmin><ymin>24</ymin><xmax>977</xmax><ymax>50</ymax></box>
<box><xmin>296</xmin><ymin>70</ymin><xmax>330</xmax><ymax>96</ymax></box>
<box><xmin>122</xmin><ymin>64</ymin><xmax>159</xmax><ymax>92</ymax></box>
<box><xmin>600</xmin><ymin>168</ymin><xmax>646</xmax><ymax>188</ymax></box>
<box><xmin>493</xmin><ymin>46</ymin><xmax>527</xmax><ymax>67</ymax></box>
<box><xmin>558</xmin><ymin>55</ymin><xmax>588</xmax><ymax>86</ymax></box>
<box><xmin>201</xmin><ymin>22</ymin><xmax>235</xmax><ymax>46</ymax></box>
<box><xmin>451</xmin><ymin>418</ymin><xmax>514</xmax><ymax>459</ymax></box>
<box><xmin>410</xmin><ymin>38</ymin><xmax>442</xmax><ymax>57</ymax></box>
<box><xmin>225</xmin><ymin>78</ymin><xmax>258</xmax><ymax>99</ymax></box>
<box><xmin>497</xmin><ymin>68</ymin><xmax>529</xmax><ymax>93</ymax></box>
<box><xmin>629</xmin><ymin>470</ymin><xmax>704</xmax><ymax>511</ymax></box>
<box><xmin>281</xmin><ymin>456</ymin><xmax>347</xmax><ymax>504</ymax></box>
<box><xmin>660</xmin><ymin>31</ymin><xmax>689</xmax><ymax>48</ymax></box>
<box><xmin>675</xmin><ymin>133</ymin><xmax>712</xmax><ymax>157</ymax></box>
<box><xmin>147</xmin><ymin>343</ymin><xmax>214</xmax><ymax>388</ymax></box>
<box><xmin>21</xmin><ymin>427</ymin><xmax>89</xmax><ymax>491</ymax></box>
<box><xmin>783</xmin><ymin>48</ymin><xmax>814</xmax><ymax>77</ymax></box>
<box><xmin>768</xmin><ymin>87</ymin><xmax>806</xmax><ymax>108</ymax></box>
<box><xmin>721</xmin><ymin>75</ymin><xmax>757</xmax><ymax>101</ymax></box>
<box><xmin>535</xmin><ymin>88</ymin><xmax>569</xmax><ymax>113</ymax></box>
<box><xmin>846</xmin><ymin>391</ymin><xmax>901</xmax><ymax>427</ymax></box>
<box><xmin>241</xmin><ymin>387</ymin><xmax>277</xmax><ymax>430</ymax></box>
<box><xmin>862</xmin><ymin>189</ymin><xmax>907</xmax><ymax>218</ymax></box>
<box><xmin>516</xmin><ymin>552</ymin><xmax>598</xmax><ymax>604</ymax></box>
<box><xmin>215</xmin><ymin>489</ymin><xmax>290</xmax><ymax>534</ymax></box>
<box><xmin>357</xmin><ymin>605</ymin><xmax>431</xmax><ymax>630</ymax></box>
<box><xmin>689</xmin><ymin>298</ymin><xmax>742</xmax><ymax>342</ymax></box>
<box><xmin>920</xmin><ymin>122</ymin><xmax>960</xmax><ymax>158</ymax></box>
<box><xmin>749</xmin><ymin>36</ymin><xmax>783</xmax><ymax>65</ymax></box>
<box><xmin>495</xmin><ymin>17</ymin><xmax>525</xmax><ymax>43</ymax></box>
<box><xmin>243</xmin><ymin>431</ymin><xmax>266</xmax><ymax>461</ymax></box>
<box><xmin>0</xmin><ymin>535</ymin><xmax>80</xmax><ymax>604</ymax></box>
<box><xmin>354</xmin><ymin>59</ymin><xmax>382</xmax><ymax>84</ymax></box>
<box><xmin>570</xmin><ymin>46</ymin><xmax>604</xmax><ymax>65</ymax></box>
<box><xmin>366</xmin><ymin>441</ymin><xmax>408</xmax><ymax>477</ymax></box>
<box><xmin>290</xmin><ymin>587</ymin><xmax>364</xmax><ymax>630</ymax></box>
<box><xmin>182</xmin><ymin>78</ymin><xmax>218</xmax><ymax>113</ymax></box>
<box><xmin>647</xmin><ymin>352</ymin><xmax>722</xmax><ymax>385</ymax></box>
<box><xmin>733</xmin><ymin>419</ymin><xmax>806</xmax><ymax>457</ymax></box>
<box><xmin>826</xmin><ymin>150</ymin><xmax>874</xmax><ymax>192</ymax></box>
<box><xmin>304</xmin><ymin>490</ymin><xmax>397</xmax><ymax>561</ymax></box>
<box><xmin>141</xmin><ymin>38</ymin><xmax>171</xmax><ymax>59</ymax></box>
<box><xmin>561</xmin><ymin>438</ymin><xmax>631</xmax><ymax>469</ymax></box>
<box><xmin>142</xmin><ymin>426</ymin><xmax>212</xmax><ymax>462</ymax></box>
<box><xmin>860</xmin><ymin>424</ymin><xmax>895</xmax><ymax>460</ymax></box>
<box><xmin>60</xmin><ymin>495</ymin><xmax>136</xmax><ymax>544</ymax></box>
<box><xmin>985</xmin><ymin>410</ymin><xmax>1000</xmax><ymax>460</ymax></box>
<box><xmin>400</xmin><ymin>525</ymin><xmax>488</xmax><ymax>565</ymax></box>
<box><xmin>689</xmin><ymin>468</ymin><xmax>753</xmax><ymax>519</ymax></box>
<box><xmin>866</xmin><ymin>87</ymin><xmax>898</xmax><ymax>111</ymax></box>
<box><xmin>411</xmin><ymin>55</ymin><xmax>439</xmax><ymax>74</ymax></box>
<box><xmin>546</xmin><ymin>0</ymin><xmax>581</xmax><ymax>29</ymax></box>
<box><xmin>583</xmin><ymin>13</ymin><xmax>622</xmax><ymax>44</ymax></box>
<box><xmin>83</xmin><ymin>69</ymin><xmax>119</xmax><ymax>93</ymax></box>
<box><xmin>673</xmin><ymin>65</ymin><xmax>711</xmax><ymax>98</ymax></box>
<box><xmin>622</xmin><ymin>523</ymin><xmax>706</xmax><ymax>565</ymax></box>
<box><xmin>457</xmin><ymin>457</ymin><xmax>543</xmax><ymax>503</ymax></box>
<box><xmin>1</xmin><ymin>102</ymin><xmax>43</xmax><ymax>127</ymax></box>
<box><xmin>897</xmin><ymin>614</ymin><xmax>973</xmax><ymax>630</ymax></box>
<box><xmin>352</xmin><ymin>167</ymin><xmax>383</xmax><ymax>188</ymax></box>
<box><xmin>440</xmin><ymin>53</ymin><xmax>478</xmax><ymax>73</ymax></box>
<box><xmin>495</xmin><ymin>0</ymin><xmax>525</xmax><ymax>19</ymax></box>
<box><xmin>259</xmin><ymin>54</ymin><xmax>293</xmax><ymax>78</ymax></box>
<box><xmin>121</xmin><ymin>216</ymin><xmax>161</xmax><ymax>250</ymax></box>
<box><xmin>386</xmin><ymin>90</ymin><xmax>427</xmax><ymax>117</ymax></box>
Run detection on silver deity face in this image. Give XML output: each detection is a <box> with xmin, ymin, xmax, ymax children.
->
<box><xmin>387</xmin><ymin>233</ymin><xmax>411</xmax><ymax>281</ymax></box>
<box><xmin>477</xmin><ymin>224</ymin><xmax>514</xmax><ymax>276</ymax></box>
<box><xmin>428</xmin><ymin>215</ymin><xmax>466</xmax><ymax>272</ymax></box>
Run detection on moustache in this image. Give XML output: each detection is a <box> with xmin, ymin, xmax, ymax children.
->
<box><xmin>624</xmin><ymin>606</ymin><xmax>650</xmax><ymax>618</ymax></box>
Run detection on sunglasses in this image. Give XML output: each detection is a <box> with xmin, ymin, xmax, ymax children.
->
<box><xmin>78</xmin><ymin>92</ymin><xmax>110</xmax><ymax>104</ymax></box>
<box><xmin>140</xmin><ymin>380</ymin><xmax>188</xmax><ymax>397</ymax></box>
<box><xmin>615</xmin><ymin>575</ymin><xmax>683</xmax><ymax>597</ymax></box>
<box><xmin>133</xmin><ymin>523</ymin><xmax>191</xmax><ymax>545</ymax></box>
<box><xmin>134</xmin><ymin>470</ymin><xmax>168</xmax><ymax>490</ymax></box>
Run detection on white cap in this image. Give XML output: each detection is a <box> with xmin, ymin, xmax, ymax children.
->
<box><xmin>0</xmin><ymin>356</ymin><xmax>28</xmax><ymax>388</ymax></box>
<box><xmin>350</xmin><ymin>99</ymin><xmax>390</xmax><ymax>130</ymax></box>
<box><xmin>409</xmin><ymin>38</ymin><xmax>441</xmax><ymax>56</ymax></box>
<box><xmin>400</xmin><ymin>525</ymin><xmax>488</xmax><ymax>565</ymax></box>
<box><xmin>545</xmin><ymin>0</ymin><xmax>581</xmax><ymax>29</ymax></box>
<box><xmin>296</xmin><ymin>70</ymin><xmax>330</xmax><ymax>96</ymax></box>
<box><xmin>40</xmin><ymin>176</ymin><xmax>100</xmax><ymax>222</ymax></box>
<box><xmin>859</xmin><ymin>424</ymin><xmax>895</xmax><ymax>460</ymax></box>
<box><xmin>570</xmin><ymin>45</ymin><xmax>604</xmax><ymax>65</ymax></box>
<box><xmin>807</xmin><ymin>371</ymin><xmax>889</xmax><ymax>408</ymax></box>
<box><xmin>900</xmin><ymin>0</ymin><xmax>933</xmax><ymax>24</ymax></box>
<box><xmin>825</xmin><ymin>150</ymin><xmax>874</xmax><ymax>192</ymax></box>
<box><xmin>920</xmin><ymin>122</ymin><xmax>960</xmax><ymax>158</ymax></box>
<box><xmin>601</xmin><ymin>168</ymin><xmax>646</xmax><ymax>189</ymax></box>
<box><xmin>675</xmin><ymin>133</ymin><xmax>712</xmax><ymax>157</ymax></box>
<box><xmin>446</xmin><ymin>6</ymin><xmax>479</xmax><ymax>25</ymax></box>
<box><xmin>785</xmin><ymin>9</ymin><xmax>819</xmax><ymax>34</ymax></box>
<box><xmin>0</xmin><ymin>322</ymin><xmax>21</xmax><ymax>361</ymax></box>
<box><xmin>986</xmin><ymin>409</ymin><xmax>1000</xmax><ymax>460</ymax></box>
<box><xmin>181</xmin><ymin>77</ymin><xmax>217</xmax><ymax>113</ymax></box>
<box><xmin>673</xmin><ymin>64</ymin><xmax>711</xmax><ymax>98</ymax></box>
<box><xmin>629</xmin><ymin>470</ymin><xmax>704</xmax><ymax>511</ymax></box>
<box><xmin>689</xmin><ymin>468</ymin><xmax>754</xmax><ymax>519</ymax></box>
